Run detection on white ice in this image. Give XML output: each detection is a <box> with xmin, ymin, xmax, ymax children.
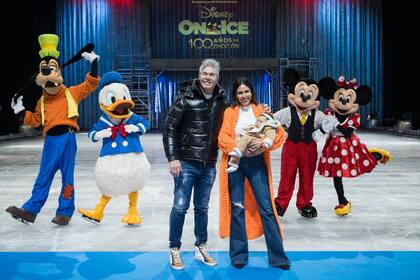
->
<box><xmin>0</xmin><ymin>131</ymin><xmax>419</xmax><ymax>252</ymax></box>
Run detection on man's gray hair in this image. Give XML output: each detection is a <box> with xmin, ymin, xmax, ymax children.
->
<box><xmin>199</xmin><ymin>59</ymin><xmax>220</xmax><ymax>75</ymax></box>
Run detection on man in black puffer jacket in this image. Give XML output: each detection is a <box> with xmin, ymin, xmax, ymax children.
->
<box><xmin>163</xmin><ymin>59</ymin><xmax>227</xmax><ymax>270</ymax></box>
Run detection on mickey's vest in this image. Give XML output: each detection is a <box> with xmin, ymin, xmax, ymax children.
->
<box><xmin>287</xmin><ymin>106</ymin><xmax>316</xmax><ymax>144</ymax></box>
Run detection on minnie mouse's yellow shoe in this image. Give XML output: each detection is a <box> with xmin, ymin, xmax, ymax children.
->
<box><xmin>369</xmin><ymin>148</ymin><xmax>392</xmax><ymax>164</ymax></box>
<box><xmin>121</xmin><ymin>191</ymin><xmax>142</xmax><ymax>225</ymax></box>
<box><xmin>335</xmin><ymin>202</ymin><xmax>352</xmax><ymax>216</ymax></box>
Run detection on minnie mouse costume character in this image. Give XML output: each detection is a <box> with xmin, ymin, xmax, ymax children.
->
<box><xmin>317</xmin><ymin>76</ymin><xmax>391</xmax><ymax>216</ymax></box>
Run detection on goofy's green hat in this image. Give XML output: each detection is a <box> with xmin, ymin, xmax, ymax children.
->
<box><xmin>38</xmin><ymin>34</ymin><xmax>60</xmax><ymax>59</ymax></box>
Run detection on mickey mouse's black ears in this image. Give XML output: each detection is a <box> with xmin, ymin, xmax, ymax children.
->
<box><xmin>283</xmin><ymin>68</ymin><xmax>300</xmax><ymax>88</ymax></box>
<box><xmin>318</xmin><ymin>77</ymin><xmax>337</xmax><ymax>100</ymax></box>
<box><xmin>355</xmin><ymin>85</ymin><xmax>372</xmax><ymax>105</ymax></box>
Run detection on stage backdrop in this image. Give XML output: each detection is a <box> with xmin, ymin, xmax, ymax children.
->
<box><xmin>56</xmin><ymin>0</ymin><xmax>383</xmax><ymax>130</ymax></box>
<box><xmin>56</xmin><ymin>0</ymin><xmax>150</xmax><ymax>129</ymax></box>
<box><xmin>276</xmin><ymin>0</ymin><xmax>383</xmax><ymax>126</ymax></box>
<box><xmin>151</xmin><ymin>0</ymin><xmax>276</xmax><ymax>59</ymax></box>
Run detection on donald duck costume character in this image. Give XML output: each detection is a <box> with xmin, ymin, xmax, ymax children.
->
<box><xmin>78</xmin><ymin>71</ymin><xmax>151</xmax><ymax>225</ymax></box>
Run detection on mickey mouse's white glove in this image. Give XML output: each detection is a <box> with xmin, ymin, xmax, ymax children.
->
<box><xmin>321</xmin><ymin>119</ymin><xmax>335</xmax><ymax>133</ymax></box>
<box><xmin>330</xmin><ymin>117</ymin><xmax>340</xmax><ymax>128</ymax></box>
<box><xmin>312</xmin><ymin>129</ymin><xmax>323</xmax><ymax>142</ymax></box>
<box><xmin>124</xmin><ymin>124</ymin><xmax>140</xmax><ymax>133</ymax></box>
<box><xmin>282</xmin><ymin>119</ymin><xmax>291</xmax><ymax>128</ymax></box>
<box><xmin>82</xmin><ymin>51</ymin><xmax>100</xmax><ymax>63</ymax></box>
<box><xmin>94</xmin><ymin>128</ymin><xmax>112</xmax><ymax>141</ymax></box>
<box><xmin>11</xmin><ymin>94</ymin><xmax>25</xmax><ymax>114</ymax></box>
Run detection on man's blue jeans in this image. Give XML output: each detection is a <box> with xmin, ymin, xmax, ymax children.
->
<box><xmin>169</xmin><ymin>160</ymin><xmax>216</xmax><ymax>249</ymax></box>
<box><xmin>228</xmin><ymin>154</ymin><xmax>290</xmax><ymax>267</ymax></box>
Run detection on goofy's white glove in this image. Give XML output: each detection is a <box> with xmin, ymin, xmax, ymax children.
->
<box><xmin>82</xmin><ymin>51</ymin><xmax>100</xmax><ymax>64</ymax></box>
<box><xmin>124</xmin><ymin>124</ymin><xmax>140</xmax><ymax>133</ymax></box>
<box><xmin>94</xmin><ymin>128</ymin><xmax>112</xmax><ymax>141</ymax></box>
<box><xmin>11</xmin><ymin>94</ymin><xmax>25</xmax><ymax>114</ymax></box>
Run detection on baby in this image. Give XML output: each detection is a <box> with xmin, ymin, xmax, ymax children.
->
<box><xmin>227</xmin><ymin>112</ymin><xmax>281</xmax><ymax>173</ymax></box>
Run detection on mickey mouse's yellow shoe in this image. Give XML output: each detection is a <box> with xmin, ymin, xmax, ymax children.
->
<box><xmin>335</xmin><ymin>202</ymin><xmax>352</xmax><ymax>216</ymax></box>
<box><xmin>121</xmin><ymin>191</ymin><xmax>142</xmax><ymax>225</ymax></box>
<box><xmin>369</xmin><ymin>148</ymin><xmax>392</xmax><ymax>164</ymax></box>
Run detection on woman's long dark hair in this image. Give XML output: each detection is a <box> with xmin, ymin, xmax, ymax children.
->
<box><xmin>230</xmin><ymin>77</ymin><xmax>258</xmax><ymax>107</ymax></box>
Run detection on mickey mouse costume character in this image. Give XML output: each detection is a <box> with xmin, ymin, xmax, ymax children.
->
<box><xmin>6</xmin><ymin>34</ymin><xmax>100</xmax><ymax>225</ymax></box>
<box><xmin>78</xmin><ymin>71</ymin><xmax>151</xmax><ymax>225</ymax></box>
<box><xmin>273</xmin><ymin>68</ymin><xmax>335</xmax><ymax>219</ymax></box>
<box><xmin>317</xmin><ymin>76</ymin><xmax>391</xmax><ymax>216</ymax></box>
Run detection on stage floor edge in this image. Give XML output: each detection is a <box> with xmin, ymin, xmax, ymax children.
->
<box><xmin>1</xmin><ymin>251</ymin><xmax>419</xmax><ymax>280</ymax></box>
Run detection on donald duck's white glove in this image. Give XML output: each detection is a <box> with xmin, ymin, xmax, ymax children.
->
<box><xmin>11</xmin><ymin>94</ymin><xmax>25</xmax><ymax>114</ymax></box>
<box><xmin>124</xmin><ymin>124</ymin><xmax>140</xmax><ymax>133</ymax></box>
<box><xmin>94</xmin><ymin>128</ymin><xmax>112</xmax><ymax>141</ymax></box>
<box><xmin>82</xmin><ymin>51</ymin><xmax>100</xmax><ymax>63</ymax></box>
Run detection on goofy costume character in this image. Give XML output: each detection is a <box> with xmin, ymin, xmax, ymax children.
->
<box><xmin>6</xmin><ymin>34</ymin><xmax>99</xmax><ymax>225</ymax></box>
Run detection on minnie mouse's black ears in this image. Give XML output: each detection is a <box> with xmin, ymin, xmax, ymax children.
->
<box><xmin>355</xmin><ymin>85</ymin><xmax>372</xmax><ymax>105</ymax></box>
<box><xmin>283</xmin><ymin>68</ymin><xmax>300</xmax><ymax>88</ymax></box>
<box><xmin>318</xmin><ymin>77</ymin><xmax>337</xmax><ymax>100</ymax></box>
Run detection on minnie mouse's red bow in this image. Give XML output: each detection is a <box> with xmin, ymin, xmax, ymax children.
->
<box><xmin>111</xmin><ymin>124</ymin><xmax>127</xmax><ymax>140</ymax></box>
<box><xmin>336</xmin><ymin>76</ymin><xmax>358</xmax><ymax>89</ymax></box>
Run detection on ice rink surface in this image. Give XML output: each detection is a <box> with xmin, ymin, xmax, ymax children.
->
<box><xmin>1</xmin><ymin>131</ymin><xmax>419</xmax><ymax>252</ymax></box>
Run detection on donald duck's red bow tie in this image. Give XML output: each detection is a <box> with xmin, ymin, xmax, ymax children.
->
<box><xmin>111</xmin><ymin>124</ymin><xmax>127</xmax><ymax>140</ymax></box>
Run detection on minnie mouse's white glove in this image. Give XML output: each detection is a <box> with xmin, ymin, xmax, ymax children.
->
<box><xmin>82</xmin><ymin>51</ymin><xmax>100</xmax><ymax>63</ymax></box>
<box><xmin>11</xmin><ymin>94</ymin><xmax>25</xmax><ymax>114</ymax></box>
<box><xmin>124</xmin><ymin>124</ymin><xmax>140</xmax><ymax>133</ymax></box>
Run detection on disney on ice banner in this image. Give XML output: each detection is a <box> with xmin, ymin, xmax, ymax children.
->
<box><xmin>151</xmin><ymin>0</ymin><xmax>276</xmax><ymax>58</ymax></box>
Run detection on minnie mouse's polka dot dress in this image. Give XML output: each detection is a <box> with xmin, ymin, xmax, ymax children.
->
<box><xmin>318</xmin><ymin>110</ymin><xmax>377</xmax><ymax>178</ymax></box>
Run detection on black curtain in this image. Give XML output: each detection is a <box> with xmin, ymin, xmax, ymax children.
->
<box><xmin>383</xmin><ymin>2</ymin><xmax>420</xmax><ymax>128</ymax></box>
<box><xmin>1</xmin><ymin>1</ymin><xmax>56</xmax><ymax>135</ymax></box>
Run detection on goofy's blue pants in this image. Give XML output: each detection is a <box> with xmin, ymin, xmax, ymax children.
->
<box><xmin>22</xmin><ymin>132</ymin><xmax>77</xmax><ymax>217</ymax></box>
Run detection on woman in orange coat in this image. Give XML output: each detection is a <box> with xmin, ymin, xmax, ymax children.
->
<box><xmin>218</xmin><ymin>77</ymin><xmax>291</xmax><ymax>269</ymax></box>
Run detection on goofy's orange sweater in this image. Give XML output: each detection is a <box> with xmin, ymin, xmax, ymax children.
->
<box><xmin>24</xmin><ymin>73</ymin><xmax>99</xmax><ymax>136</ymax></box>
